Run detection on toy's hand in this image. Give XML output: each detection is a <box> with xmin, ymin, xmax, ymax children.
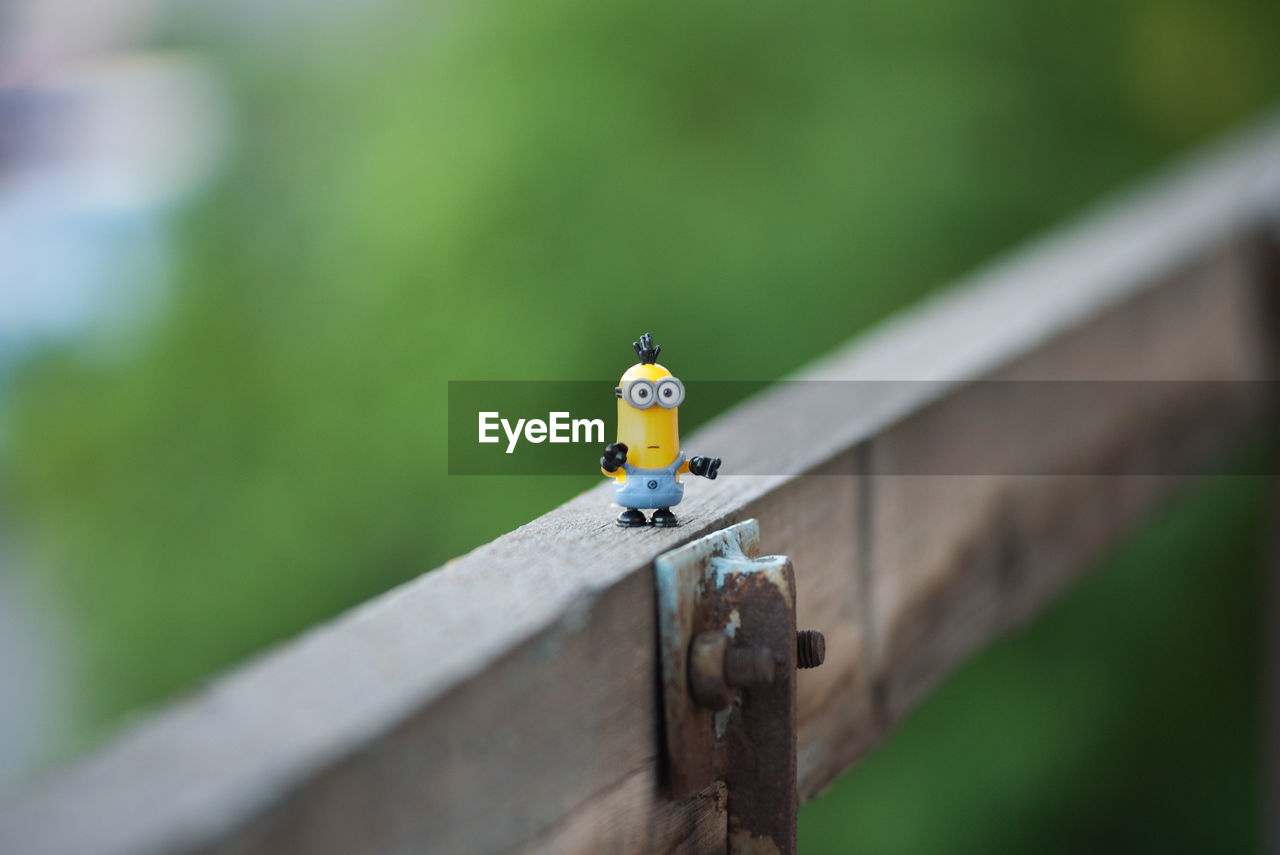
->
<box><xmin>689</xmin><ymin>456</ymin><xmax>721</xmax><ymax>479</ymax></box>
<box><xmin>601</xmin><ymin>442</ymin><xmax>629</xmax><ymax>472</ymax></box>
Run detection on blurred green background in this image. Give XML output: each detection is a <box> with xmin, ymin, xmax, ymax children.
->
<box><xmin>2</xmin><ymin>0</ymin><xmax>1278</xmax><ymax>848</ymax></box>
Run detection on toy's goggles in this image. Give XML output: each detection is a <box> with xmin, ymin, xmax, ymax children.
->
<box><xmin>615</xmin><ymin>376</ymin><xmax>685</xmax><ymax>409</ymax></box>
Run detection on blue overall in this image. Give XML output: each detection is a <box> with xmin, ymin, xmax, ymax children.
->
<box><xmin>614</xmin><ymin>453</ymin><xmax>685</xmax><ymax>510</ymax></box>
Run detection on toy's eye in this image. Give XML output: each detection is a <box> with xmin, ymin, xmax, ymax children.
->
<box><xmin>655</xmin><ymin>377</ymin><xmax>685</xmax><ymax>408</ymax></box>
<box><xmin>625</xmin><ymin>379</ymin><xmax>656</xmax><ymax>408</ymax></box>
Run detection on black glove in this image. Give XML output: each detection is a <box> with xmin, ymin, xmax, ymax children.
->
<box><xmin>601</xmin><ymin>442</ymin><xmax>628</xmax><ymax>472</ymax></box>
<box><xmin>689</xmin><ymin>456</ymin><xmax>721</xmax><ymax>479</ymax></box>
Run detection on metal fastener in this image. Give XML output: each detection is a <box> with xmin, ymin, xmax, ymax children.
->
<box><xmin>797</xmin><ymin>629</ymin><xmax>826</xmax><ymax>669</ymax></box>
<box><xmin>655</xmin><ymin>519</ymin><xmax>826</xmax><ymax>855</ymax></box>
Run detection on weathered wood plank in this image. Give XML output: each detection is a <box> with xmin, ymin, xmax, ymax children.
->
<box><xmin>3</xmin><ymin>115</ymin><xmax>1280</xmax><ymax>855</ymax></box>
<box><xmin>866</xmin><ymin>244</ymin><xmax>1271</xmax><ymax>725</ymax></box>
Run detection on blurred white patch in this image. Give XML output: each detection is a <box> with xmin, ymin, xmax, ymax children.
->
<box><xmin>19</xmin><ymin>54</ymin><xmax>233</xmax><ymax>212</ymax></box>
<box><xmin>1</xmin><ymin>0</ymin><xmax>165</xmax><ymax>84</ymax></box>
<box><xmin>0</xmin><ymin>53</ymin><xmax>232</xmax><ymax>348</ymax></box>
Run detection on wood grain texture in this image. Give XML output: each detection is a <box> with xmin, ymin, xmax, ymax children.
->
<box><xmin>3</xmin><ymin>115</ymin><xmax>1280</xmax><ymax>855</ymax></box>
<box><xmin>866</xmin><ymin>245</ymin><xmax>1273</xmax><ymax>722</ymax></box>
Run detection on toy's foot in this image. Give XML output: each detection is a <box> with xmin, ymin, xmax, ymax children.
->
<box><xmin>650</xmin><ymin>508</ymin><xmax>678</xmax><ymax>528</ymax></box>
<box><xmin>617</xmin><ymin>509</ymin><xmax>648</xmax><ymax>528</ymax></box>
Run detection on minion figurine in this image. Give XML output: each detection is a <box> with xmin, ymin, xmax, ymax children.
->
<box><xmin>601</xmin><ymin>333</ymin><xmax>721</xmax><ymax>528</ymax></box>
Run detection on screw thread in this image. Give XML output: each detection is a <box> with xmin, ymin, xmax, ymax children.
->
<box><xmin>797</xmin><ymin>630</ymin><xmax>826</xmax><ymax>669</ymax></box>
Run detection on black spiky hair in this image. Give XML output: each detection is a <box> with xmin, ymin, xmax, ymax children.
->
<box><xmin>633</xmin><ymin>333</ymin><xmax>661</xmax><ymax>364</ymax></box>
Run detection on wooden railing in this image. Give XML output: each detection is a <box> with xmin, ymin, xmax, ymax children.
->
<box><xmin>3</xmin><ymin>113</ymin><xmax>1279</xmax><ymax>855</ymax></box>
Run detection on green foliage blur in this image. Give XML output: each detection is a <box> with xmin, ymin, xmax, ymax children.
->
<box><xmin>3</xmin><ymin>0</ymin><xmax>1278</xmax><ymax>846</ymax></box>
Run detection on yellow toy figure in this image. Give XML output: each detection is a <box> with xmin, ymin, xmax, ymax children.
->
<box><xmin>601</xmin><ymin>333</ymin><xmax>721</xmax><ymax>527</ymax></box>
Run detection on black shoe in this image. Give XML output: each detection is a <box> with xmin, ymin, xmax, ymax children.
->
<box><xmin>650</xmin><ymin>508</ymin><xmax>678</xmax><ymax>528</ymax></box>
<box><xmin>617</xmin><ymin>508</ymin><xmax>648</xmax><ymax>528</ymax></box>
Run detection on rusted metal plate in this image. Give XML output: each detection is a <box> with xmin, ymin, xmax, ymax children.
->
<box><xmin>715</xmin><ymin>557</ymin><xmax>797</xmax><ymax>855</ymax></box>
<box><xmin>655</xmin><ymin>520</ymin><xmax>801</xmax><ymax>855</ymax></box>
<box><xmin>655</xmin><ymin>520</ymin><xmax>764</xmax><ymax>798</ymax></box>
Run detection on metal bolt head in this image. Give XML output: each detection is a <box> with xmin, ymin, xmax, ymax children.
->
<box><xmin>689</xmin><ymin>631</ymin><xmax>779</xmax><ymax>711</ymax></box>
<box><xmin>689</xmin><ymin>631</ymin><xmax>734</xmax><ymax>710</ymax></box>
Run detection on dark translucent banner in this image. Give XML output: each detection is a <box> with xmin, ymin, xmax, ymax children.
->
<box><xmin>448</xmin><ymin>381</ymin><xmax>1276</xmax><ymax>475</ymax></box>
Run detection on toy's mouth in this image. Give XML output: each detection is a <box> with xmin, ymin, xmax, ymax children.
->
<box><xmin>647</xmin><ymin>445</ymin><xmax>660</xmax><ymax>449</ymax></box>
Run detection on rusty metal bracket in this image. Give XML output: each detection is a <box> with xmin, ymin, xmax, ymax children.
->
<box><xmin>655</xmin><ymin>519</ymin><xmax>824</xmax><ymax>855</ymax></box>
